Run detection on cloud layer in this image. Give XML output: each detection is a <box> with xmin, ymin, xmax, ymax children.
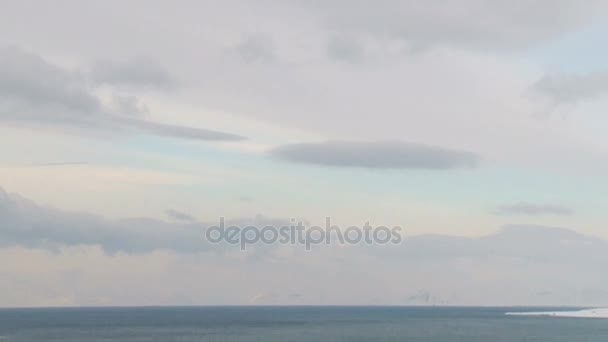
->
<box><xmin>0</xmin><ymin>187</ymin><xmax>591</xmax><ymax>261</ymax></box>
<box><xmin>270</xmin><ymin>140</ymin><xmax>480</xmax><ymax>169</ymax></box>
<box><xmin>2</xmin><ymin>186</ymin><xmax>608</xmax><ymax>305</ymax></box>
<box><xmin>2</xmin><ymin>186</ymin><xmax>608</xmax><ymax>306</ymax></box>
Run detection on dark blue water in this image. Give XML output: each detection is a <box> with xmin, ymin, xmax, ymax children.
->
<box><xmin>0</xmin><ymin>306</ymin><xmax>607</xmax><ymax>341</ymax></box>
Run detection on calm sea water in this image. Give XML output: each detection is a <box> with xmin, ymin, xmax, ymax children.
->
<box><xmin>0</xmin><ymin>306</ymin><xmax>607</xmax><ymax>341</ymax></box>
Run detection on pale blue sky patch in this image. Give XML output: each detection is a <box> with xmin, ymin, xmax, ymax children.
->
<box><xmin>530</xmin><ymin>21</ymin><xmax>608</xmax><ymax>74</ymax></box>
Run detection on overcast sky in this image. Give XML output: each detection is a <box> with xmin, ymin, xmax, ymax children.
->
<box><xmin>1</xmin><ymin>0</ymin><xmax>608</xmax><ymax>307</ymax></box>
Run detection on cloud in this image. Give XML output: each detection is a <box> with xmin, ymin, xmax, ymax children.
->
<box><xmin>1</xmin><ymin>187</ymin><xmax>586</xmax><ymax>260</ymax></box>
<box><xmin>494</xmin><ymin>203</ymin><xmax>574</xmax><ymax>216</ymax></box>
<box><xmin>0</xmin><ymin>46</ymin><xmax>102</xmax><ymax>121</ymax></box>
<box><xmin>269</xmin><ymin>140</ymin><xmax>479</xmax><ymax>169</ymax></box>
<box><xmin>109</xmin><ymin>94</ymin><xmax>148</xmax><ymax>117</ymax></box>
<box><xmin>532</xmin><ymin>71</ymin><xmax>608</xmax><ymax>105</ymax></box>
<box><xmin>234</xmin><ymin>34</ymin><xmax>276</xmax><ymax>63</ymax></box>
<box><xmin>0</xmin><ymin>187</ymin><xmax>202</xmax><ymax>254</ymax></box>
<box><xmin>0</xmin><ymin>46</ymin><xmax>244</xmax><ymax>141</ymax></box>
<box><xmin>3</xmin><ymin>186</ymin><xmax>608</xmax><ymax>306</ymax></box>
<box><xmin>0</xmin><ymin>187</ymin><xmax>598</xmax><ymax>263</ymax></box>
<box><xmin>119</xmin><ymin>117</ymin><xmax>245</xmax><ymax>141</ymax></box>
<box><xmin>0</xmin><ymin>187</ymin><xmax>280</xmax><ymax>254</ymax></box>
<box><xmin>326</xmin><ymin>35</ymin><xmax>365</xmax><ymax>62</ymax></box>
<box><xmin>3</xmin><ymin>1</ymin><xmax>594</xmax><ymax>172</ymax></box>
<box><xmin>300</xmin><ymin>0</ymin><xmax>606</xmax><ymax>51</ymax></box>
<box><xmin>165</xmin><ymin>209</ymin><xmax>197</xmax><ymax>223</ymax></box>
<box><xmin>90</xmin><ymin>58</ymin><xmax>177</xmax><ymax>89</ymax></box>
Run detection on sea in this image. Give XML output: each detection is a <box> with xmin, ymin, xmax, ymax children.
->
<box><xmin>0</xmin><ymin>306</ymin><xmax>607</xmax><ymax>341</ymax></box>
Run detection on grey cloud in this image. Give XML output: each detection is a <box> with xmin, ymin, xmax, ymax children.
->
<box><xmin>0</xmin><ymin>46</ymin><xmax>244</xmax><ymax>141</ymax></box>
<box><xmin>0</xmin><ymin>187</ymin><xmax>281</xmax><ymax>254</ymax></box>
<box><xmin>0</xmin><ymin>46</ymin><xmax>102</xmax><ymax>123</ymax></box>
<box><xmin>234</xmin><ymin>34</ymin><xmax>276</xmax><ymax>63</ymax></box>
<box><xmin>0</xmin><ymin>188</ymin><xmax>204</xmax><ymax>254</ymax></box>
<box><xmin>270</xmin><ymin>140</ymin><xmax>479</xmax><ymax>169</ymax></box>
<box><xmin>494</xmin><ymin>203</ymin><xmax>573</xmax><ymax>216</ymax></box>
<box><xmin>90</xmin><ymin>58</ymin><xmax>177</xmax><ymax>89</ymax></box>
<box><xmin>110</xmin><ymin>94</ymin><xmax>148</xmax><ymax>117</ymax></box>
<box><xmin>326</xmin><ymin>35</ymin><xmax>365</xmax><ymax>62</ymax></box>
<box><xmin>165</xmin><ymin>209</ymin><xmax>197</xmax><ymax>223</ymax></box>
<box><xmin>300</xmin><ymin>0</ymin><xmax>606</xmax><ymax>51</ymax></box>
<box><xmin>532</xmin><ymin>71</ymin><xmax>608</xmax><ymax>105</ymax></box>
<box><xmin>119</xmin><ymin>117</ymin><xmax>245</xmax><ymax>141</ymax></box>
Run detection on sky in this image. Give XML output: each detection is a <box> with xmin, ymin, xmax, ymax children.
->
<box><xmin>1</xmin><ymin>0</ymin><xmax>608</xmax><ymax>307</ymax></box>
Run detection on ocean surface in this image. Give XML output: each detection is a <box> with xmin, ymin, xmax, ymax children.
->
<box><xmin>0</xmin><ymin>306</ymin><xmax>607</xmax><ymax>341</ymax></box>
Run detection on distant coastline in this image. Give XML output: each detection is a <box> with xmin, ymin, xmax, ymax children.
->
<box><xmin>506</xmin><ymin>308</ymin><xmax>608</xmax><ymax>318</ymax></box>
